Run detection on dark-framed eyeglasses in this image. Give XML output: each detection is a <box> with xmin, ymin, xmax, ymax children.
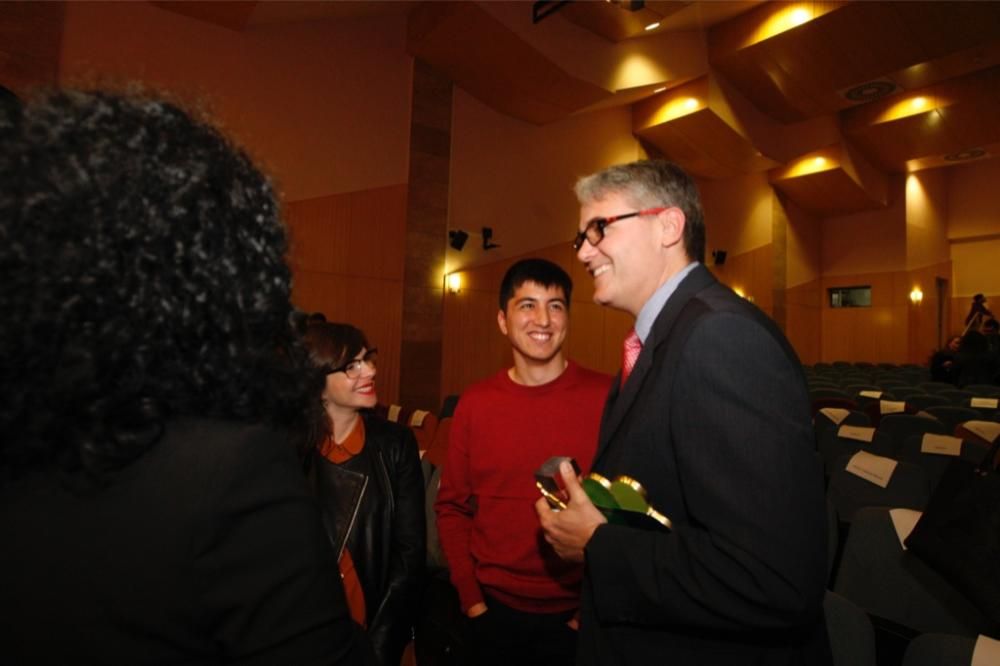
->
<box><xmin>572</xmin><ymin>206</ymin><xmax>668</xmax><ymax>251</ymax></box>
<box><xmin>328</xmin><ymin>348</ymin><xmax>378</xmax><ymax>379</ymax></box>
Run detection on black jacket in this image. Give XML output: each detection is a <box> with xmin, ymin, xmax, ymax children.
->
<box><xmin>580</xmin><ymin>266</ymin><xmax>831</xmax><ymax>665</ymax></box>
<box><xmin>309</xmin><ymin>414</ymin><xmax>426</xmax><ymax>666</ymax></box>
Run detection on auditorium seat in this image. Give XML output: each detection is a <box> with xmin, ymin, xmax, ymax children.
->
<box><xmin>827</xmin><ymin>455</ymin><xmax>931</xmax><ymax>522</ymax></box>
<box><xmin>833</xmin><ymin>507</ymin><xmax>993</xmax><ymax>636</ymax></box>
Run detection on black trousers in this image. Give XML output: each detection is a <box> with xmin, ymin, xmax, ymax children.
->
<box><xmin>467</xmin><ymin>595</ymin><xmax>578</xmax><ymax>666</ymax></box>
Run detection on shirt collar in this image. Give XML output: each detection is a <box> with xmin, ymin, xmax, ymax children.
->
<box><xmin>634</xmin><ymin>261</ymin><xmax>699</xmax><ymax>344</ymax></box>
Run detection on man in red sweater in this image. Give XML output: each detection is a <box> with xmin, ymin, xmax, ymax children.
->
<box><xmin>435</xmin><ymin>258</ymin><xmax>612</xmax><ymax>666</ymax></box>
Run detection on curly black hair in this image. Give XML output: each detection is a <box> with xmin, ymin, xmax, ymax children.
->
<box><xmin>0</xmin><ymin>90</ymin><xmax>314</xmax><ymax>483</ymax></box>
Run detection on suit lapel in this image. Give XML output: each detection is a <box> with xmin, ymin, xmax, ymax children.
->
<box><xmin>595</xmin><ymin>265</ymin><xmax>718</xmax><ymax>463</ymax></box>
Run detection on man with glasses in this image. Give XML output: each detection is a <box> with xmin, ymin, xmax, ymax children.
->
<box><xmin>536</xmin><ymin>160</ymin><xmax>831</xmax><ymax>665</ymax></box>
<box><xmin>435</xmin><ymin>258</ymin><xmax>611</xmax><ymax>666</ymax></box>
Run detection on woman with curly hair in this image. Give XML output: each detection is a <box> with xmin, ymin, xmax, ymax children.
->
<box><xmin>0</xmin><ymin>90</ymin><xmax>365</xmax><ymax>665</ymax></box>
<box><xmin>301</xmin><ymin>322</ymin><xmax>426</xmax><ymax>666</ymax></box>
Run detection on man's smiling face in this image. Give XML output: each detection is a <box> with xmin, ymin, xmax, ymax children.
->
<box><xmin>497</xmin><ymin>280</ymin><xmax>569</xmax><ymax>367</ymax></box>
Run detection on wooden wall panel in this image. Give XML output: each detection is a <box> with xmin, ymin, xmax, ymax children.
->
<box><xmin>286</xmin><ymin>184</ymin><xmax>407</xmax><ymax>404</ymax></box>
<box><xmin>820</xmin><ymin>270</ymin><xmax>909</xmax><ymax>364</ymax></box>
<box><xmin>440</xmin><ymin>241</ymin><xmax>633</xmax><ymax>398</ymax></box>
<box><xmin>907</xmin><ymin>261</ymin><xmax>951</xmax><ymax>364</ymax></box>
<box><xmin>0</xmin><ymin>2</ymin><xmax>63</xmax><ymax>92</ymax></box>
<box><xmin>441</xmin><ymin>283</ymin><xmax>510</xmax><ymax>398</ymax></box>
<box><xmin>710</xmin><ymin>244</ymin><xmax>774</xmax><ymax>316</ymax></box>
<box><xmin>785</xmin><ymin>279</ymin><xmax>822</xmax><ymax>365</ymax></box>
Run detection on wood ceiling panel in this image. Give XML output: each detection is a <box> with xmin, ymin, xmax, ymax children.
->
<box><xmin>770</xmin><ymin>168</ymin><xmax>884</xmax><ymax>217</ymax></box>
<box><xmin>843</xmin><ymin>66</ymin><xmax>1000</xmax><ymax>171</ymax></box>
<box><xmin>635</xmin><ymin>106</ymin><xmax>775</xmax><ymax>179</ymax></box>
<box><xmin>150</xmin><ymin>1</ymin><xmax>258</xmax><ymax>31</ymax></box>
<box><xmin>635</xmin><ymin>119</ymin><xmax>728</xmax><ymax>178</ymax></box>
<box><xmin>710</xmin><ymin>1</ymin><xmax>1000</xmax><ymax>122</ymax></box>
<box><xmin>558</xmin><ymin>2</ymin><xmax>684</xmax><ymax>42</ymax></box>
<box><xmin>847</xmin><ymin>112</ymin><xmax>956</xmax><ymax>171</ymax></box>
<box><xmin>408</xmin><ymin>2</ymin><xmax>610</xmax><ymax>125</ymax></box>
<box><xmin>559</xmin><ymin>1</ymin><xmax>761</xmax><ymax>42</ymax></box>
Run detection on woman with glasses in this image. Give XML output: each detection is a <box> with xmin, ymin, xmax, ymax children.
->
<box><xmin>301</xmin><ymin>322</ymin><xmax>426</xmax><ymax>666</ymax></box>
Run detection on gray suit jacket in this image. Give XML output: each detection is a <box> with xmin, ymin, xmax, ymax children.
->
<box><xmin>579</xmin><ymin>265</ymin><xmax>832</xmax><ymax>665</ymax></box>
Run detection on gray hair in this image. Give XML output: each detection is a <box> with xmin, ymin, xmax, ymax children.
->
<box><xmin>574</xmin><ymin>159</ymin><xmax>705</xmax><ymax>264</ymax></box>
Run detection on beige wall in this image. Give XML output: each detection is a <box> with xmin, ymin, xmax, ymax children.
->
<box><xmin>947</xmin><ymin>159</ymin><xmax>1000</xmax><ymax>241</ymax></box>
<box><xmin>448</xmin><ymin>87</ymin><xmax>640</xmax><ymax>272</ymax></box>
<box><xmin>58</xmin><ymin>1</ymin><xmax>417</xmax><ymax>404</ymax></box>
<box><xmin>60</xmin><ymin>1</ymin><xmax>413</xmax><ymax>201</ymax></box>
<box><xmin>699</xmin><ymin>170</ymin><xmax>775</xmax><ymax>258</ymax></box>
<box><xmin>905</xmin><ymin>170</ymin><xmax>950</xmax><ymax>270</ymax></box>
<box><xmin>821</xmin><ymin>176</ymin><xmax>907</xmax><ymax>276</ymax></box>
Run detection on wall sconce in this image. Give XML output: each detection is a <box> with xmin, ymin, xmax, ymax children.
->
<box><xmin>910</xmin><ymin>287</ymin><xmax>923</xmax><ymax>305</ymax></box>
<box><xmin>446</xmin><ymin>272</ymin><xmax>462</xmax><ymax>294</ymax></box>
<box><xmin>448</xmin><ymin>230</ymin><xmax>469</xmax><ymax>251</ymax></box>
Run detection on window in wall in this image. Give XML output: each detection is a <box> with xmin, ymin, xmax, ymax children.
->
<box><xmin>829</xmin><ymin>286</ymin><xmax>872</xmax><ymax>308</ymax></box>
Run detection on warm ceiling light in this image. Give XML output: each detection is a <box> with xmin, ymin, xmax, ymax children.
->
<box><xmin>446</xmin><ymin>272</ymin><xmax>462</xmax><ymax>294</ymax></box>
<box><xmin>813</xmin><ymin>156</ymin><xmax>827</xmax><ymax>166</ymax></box>
<box><xmin>911</xmin><ymin>96</ymin><xmax>927</xmax><ymax>109</ymax></box>
<box><xmin>909</xmin><ymin>287</ymin><xmax>923</xmax><ymax>305</ymax></box>
<box><xmin>653</xmin><ymin>86</ymin><xmax>666</xmax><ymax>93</ymax></box>
<box><xmin>644</xmin><ymin>22</ymin><xmax>660</xmax><ymax>31</ymax></box>
<box><xmin>753</xmin><ymin>4</ymin><xmax>815</xmax><ymax>43</ymax></box>
<box><xmin>789</xmin><ymin>7</ymin><xmax>811</xmax><ymax>26</ymax></box>
<box><xmin>684</xmin><ymin>97</ymin><xmax>699</xmax><ymax>109</ymax></box>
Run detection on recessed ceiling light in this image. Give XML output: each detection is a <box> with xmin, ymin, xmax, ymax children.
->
<box><xmin>644</xmin><ymin>22</ymin><xmax>660</xmax><ymax>31</ymax></box>
<box><xmin>944</xmin><ymin>148</ymin><xmax>987</xmax><ymax>162</ymax></box>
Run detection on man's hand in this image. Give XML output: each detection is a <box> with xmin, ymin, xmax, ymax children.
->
<box><xmin>535</xmin><ymin>461</ymin><xmax>607</xmax><ymax>562</ymax></box>
<box><xmin>466</xmin><ymin>602</ymin><xmax>488</xmax><ymax>618</ymax></box>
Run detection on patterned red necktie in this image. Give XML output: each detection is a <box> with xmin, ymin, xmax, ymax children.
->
<box><xmin>621</xmin><ymin>328</ymin><xmax>642</xmax><ymax>385</ymax></box>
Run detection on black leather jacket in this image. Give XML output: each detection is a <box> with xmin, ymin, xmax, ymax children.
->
<box><xmin>309</xmin><ymin>414</ymin><xmax>426</xmax><ymax>666</ymax></box>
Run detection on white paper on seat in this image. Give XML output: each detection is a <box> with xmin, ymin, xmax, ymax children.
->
<box><xmin>838</xmin><ymin>425</ymin><xmax>876</xmax><ymax>442</ymax></box>
<box><xmin>819</xmin><ymin>407</ymin><xmax>850</xmax><ymax>424</ymax></box>
<box><xmin>888</xmin><ymin>508</ymin><xmax>922</xmax><ymax>550</ymax></box>
<box><xmin>859</xmin><ymin>390</ymin><xmax>883</xmax><ymax>398</ymax></box>
<box><xmin>880</xmin><ymin>400</ymin><xmax>906</xmax><ymax>415</ymax></box>
<box><xmin>845</xmin><ymin>451</ymin><xmax>898</xmax><ymax>488</ymax></box>
<box><xmin>388</xmin><ymin>404</ymin><xmax>402</xmax><ymax>422</ymax></box>
<box><xmin>970</xmin><ymin>397</ymin><xmax>999</xmax><ymax>409</ymax></box>
<box><xmin>409</xmin><ymin>409</ymin><xmax>430</xmax><ymax>427</ymax></box>
<box><xmin>964</xmin><ymin>420</ymin><xmax>1000</xmax><ymax>443</ymax></box>
<box><xmin>973</xmin><ymin>634</ymin><xmax>1000</xmax><ymax>666</ymax></box>
<box><xmin>921</xmin><ymin>433</ymin><xmax>963</xmax><ymax>456</ymax></box>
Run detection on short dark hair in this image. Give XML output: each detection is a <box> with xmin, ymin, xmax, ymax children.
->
<box><xmin>498</xmin><ymin>258</ymin><xmax>573</xmax><ymax>311</ymax></box>
<box><xmin>300</xmin><ymin>322</ymin><xmax>371</xmax><ymax>453</ymax></box>
<box><xmin>302</xmin><ymin>322</ymin><xmax>370</xmax><ymax>374</ymax></box>
<box><xmin>574</xmin><ymin>159</ymin><xmax>705</xmax><ymax>264</ymax></box>
<box><xmin>0</xmin><ymin>90</ymin><xmax>308</xmax><ymax>482</ymax></box>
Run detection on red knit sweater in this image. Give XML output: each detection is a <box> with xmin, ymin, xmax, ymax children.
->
<box><xmin>435</xmin><ymin>361</ymin><xmax>612</xmax><ymax>614</ymax></box>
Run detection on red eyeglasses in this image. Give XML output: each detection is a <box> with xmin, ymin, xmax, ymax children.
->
<box><xmin>572</xmin><ymin>207</ymin><xmax>668</xmax><ymax>250</ymax></box>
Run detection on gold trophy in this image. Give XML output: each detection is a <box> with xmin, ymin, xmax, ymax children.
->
<box><xmin>535</xmin><ymin>456</ymin><xmax>671</xmax><ymax>531</ymax></box>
